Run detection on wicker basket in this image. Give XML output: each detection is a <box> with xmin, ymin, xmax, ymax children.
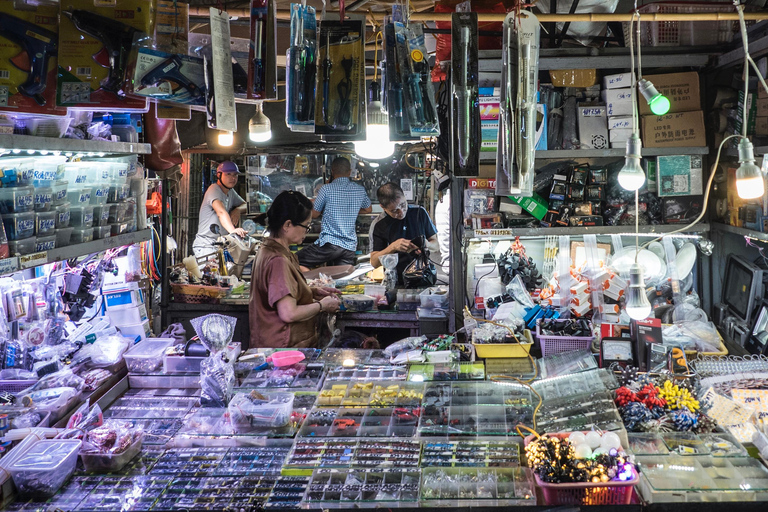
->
<box><xmin>171</xmin><ymin>283</ymin><xmax>228</xmax><ymax>304</ymax></box>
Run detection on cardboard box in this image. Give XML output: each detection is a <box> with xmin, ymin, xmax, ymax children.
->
<box><xmin>758</xmin><ymin>97</ymin><xmax>768</xmax><ymax>118</ymax></box>
<box><xmin>656</xmin><ymin>154</ymin><xmax>704</xmax><ymax>197</ymax></box>
<box><xmin>510</xmin><ymin>192</ymin><xmax>548</xmax><ymax>220</ymax></box>
<box><xmin>737</xmin><ymin>90</ymin><xmax>757</xmax><ymax>135</ymax></box>
<box><xmin>479</xmin><ymin>94</ymin><xmax>500</xmax><ymax>121</ymax></box>
<box><xmin>577</xmin><ymin>104</ymin><xmax>609</xmax><ymax>149</ymax></box>
<box><xmin>549</xmin><ymin>69</ymin><xmax>597</xmax><ymax>88</ymax></box>
<box><xmin>644</xmin><ymin>159</ymin><xmax>657</xmax><ymax>192</ymax></box>
<box><xmin>608</xmin><ymin>116</ymin><xmax>633</xmax><ymax>130</ymax></box>
<box><xmin>641</xmin><ymin>110</ymin><xmax>706</xmax><ymax>148</ymax></box>
<box><xmin>609</xmin><ymin>128</ymin><xmax>633</xmax><ymax>143</ymax></box>
<box><xmin>603</xmin><ymin>72</ymin><xmax>635</xmax><ymax>90</ymax></box>
<box><xmin>638</xmin><ymin>71</ymin><xmax>700</xmax><ymax>115</ymax></box>
<box><xmin>631</xmin><ymin>318</ymin><xmax>662</xmax><ymax>372</ymax></box>
<box><xmin>601</xmin><ymin>88</ymin><xmax>634</xmax><ymax>117</ymax></box>
<box><xmin>662</xmin><ymin>196</ymin><xmax>703</xmax><ymax>224</ymax></box>
<box><xmin>481</xmin><ymin>119</ymin><xmax>498</xmax><ymax>152</ymax></box>
<box><xmin>757</xmin><ymin>116</ymin><xmax>768</xmax><ymax>136</ymax></box>
<box><xmin>536</xmin><ymin>103</ymin><xmax>547</xmax><ymax>150</ymax></box>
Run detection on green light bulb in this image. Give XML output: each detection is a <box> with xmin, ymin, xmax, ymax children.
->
<box><xmin>649</xmin><ymin>94</ymin><xmax>671</xmax><ymax>116</ymax></box>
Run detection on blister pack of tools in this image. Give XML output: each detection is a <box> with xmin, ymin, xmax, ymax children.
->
<box><xmin>286</xmin><ymin>3</ymin><xmax>317</xmax><ymax>131</ymax></box>
<box><xmin>451</xmin><ymin>12</ymin><xmax>479</xmax><ymax>177</ymax></box>
<box><xmin>314</xmin><ymin>19</ymin><xmax>365</xmax><ymax>138</ymax></box>
<box><xmin>248</xmin><ymin>0</ymin><xmax>277</xmax><ymax>100</ymax></box>
<box><xmin>396</xmin><ymin>24</ymin><xmax>440</xmax><ymax>137</ymax></box>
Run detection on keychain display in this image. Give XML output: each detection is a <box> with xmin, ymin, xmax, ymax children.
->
<box><xmin>286</xmin><ymin>3</ymin><xmax>317</xmax><ymax>131</ymax></box>
<box><xmin>450</xmin><ymin>12</ymin><xmax>480</xmax><ymax>177</ymax></box>
<box><xmin>314</xmin><ymin>19</ymin><xmax>365</xmax><ymax>138</ymax></box>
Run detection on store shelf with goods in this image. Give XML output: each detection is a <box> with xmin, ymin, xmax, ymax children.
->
<box><xmin>465</xmin><ymin>223</ymin><xmax>711</xmax><ymax>241</ymax></box>
<box><xmin>478</xmin><ymin>48</ymin><xmax>713</xmax><ymax>71</ymax></box>
<box><xmin>711</xmin><ymin>222</ymin><xmax>768</xmax><ymax>243</ymax></box>
<box><xmin>725</xmin><ymin>145</ymin><xmax>768</xmax><ymax>158</ymax></box>
<box><xmin>0</xmin><ymin>135</ymin><xmax>151</xmax><ymax>156</ymax></box>
<box><xmin>479</xmin><ymin>147</ymin><xmax>710</xmax><ymax>162</ymax></box>
<box><xmin>4</xmin><ymin>229</ymin><xmax>152</xmax><ymax>275</ymax></box>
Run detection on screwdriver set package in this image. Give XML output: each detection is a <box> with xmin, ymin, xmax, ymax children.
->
<box><xmin>286</xmin><ymin>3</ymin><xmax>317</xmax><ymax>131</ymax></box>
<box><xmin>450</xmin><ymin>12</ymin><xmax>480</xmax><ymax>177</ymax></box>
<box><xmin>396</xmin><ymin>23</ymin><xmax>440</xmax><ymax>137</ymax></box>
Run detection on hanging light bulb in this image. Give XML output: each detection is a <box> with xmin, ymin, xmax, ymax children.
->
<box><xmin>355</xmin><ymin>81</ymin><xmax>395</xmax><ymax>160</ymax></box>
<box><xmin>618</xmin><ymin>134</ymin><xmax>646</xmax><ymax>191</ymax></box>
<box><xmin>625</xmin><ymin>263</ymin><xmax>652</xmax><ymax>320</ymax></box>
<box><xmin>736</xmin><ymin>138</ymin><xmax>765</xmax><ymax>199</ymax></box>
<box><xmin>249</xmin><ymin>102</ymin><xmax>272</xmax><ymax>142</ymax></box>
<box><xmin>638</xmin><ymin>79</ymin><xmax>670</xmax><ymax>116</ymax></box>
<box><xmin>218</xmin><ymin>130</ymin><xmax>234</xmax><ymax>147</ymax></box>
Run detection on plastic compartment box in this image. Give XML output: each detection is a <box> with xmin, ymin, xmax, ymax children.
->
<box><xmin>108</xmin><ymin>183</ymin><xmax>130</xmax><ymax>203</ymax></box>
<box><xmin>33</xmin><ymin>186</ymin><xmax>53</xmax><ymax>212</ymax></box>
<box><xmin>7</xmin><ymin>237</ymin><xmax>35</xmax><ymax>255</ymax></box>
<box><xmin>63</xmin><ymin>163</ymin><xmax>90</xmax><ymax>186</ymax></box>
<box><xmin>229</xmin><ymin>392</ymin><xmax>295</xmax><ymax>431</ymax></box>
<box><xmin>51</xmin><ymin>181</ymin><xmax>68</xmax><ymax>205</ymax></box>
<box><xmin>67</xmin><ymin>188</ymin><xmax>92</xmax><ymax>207</ymax></box>
<box><xmin>341</xmin><ymin>294</ymin><xmax>376</xmax><ymax>312</ymax></box>
<box><xmin>80</xmin><ymin>435</ymin><xmax>142</xmax><ymax>473</ymax></box>
<box><xmin>33</xmin><ymin>156</ymin><xmax>66</xmax><ymax>185</ymax></box>
<box><xmin>9</xmin><ymin>439</ymin><xmax>81</xmax><ymax>497</ymax></box>
<box><xmin>3</xmin><ymin>211</ymin><xmax>35</xmax><ymax>240</ymax></box>
<box><xmin>420</xmin><ymin>286</ymin><xmax>449</xmax><ymax>309</ymax></box>
<box><xmin>107</xmin><ymin>202</ymin><xmax>129</xmax><ymax>223</ymax></box>
<box><xmin>70</xmin><ymin>206</ymin><xmax>94</xmax><ymax>228</ymax></box>
<box><xmin>25</xmin><ymin>117</ymin><xmax>71</xmax><ymax>137</ymax></box>
<box><xmin>93</xmin><ymin>225</ymin><xmax>112</xmax><ymax>240</ymax></box>
<box><xmin>163</xmin><ymin>354</ymin><xmax>206</xmax><ymax>374</ymax></box>
<box><xmin>123</xmin><ymin>338</ymin><xmax>173</xmax><ymax>374</ymax></box>
<box><xmin>35</xmin><ymin>235</ymin><xmax>56</xmax><ymax>252</ymax></box>
<box><xmin>35</xmin><ymin>211</ymin><xmax>56</xmax><ymax>236</ymax></box>
<box><xmin>55</xmin><ymin>202</ymin><xmax>70</xmax><ymax>228</ymax></box>
<box><xmin>55</xmin><ymin>227</ymin><xmax>73</xmax><ymax>247</ymax></box>
<box><xmin>71</xmin><ymin>227</ymin><xmax>94</xmax><ymax>244</ymax></box>
<box><xmin>0</xmin><ymin>159</ymin><xmax>33</xmax><ymax>187</ymax></box>
<box><xmin>92</xmin><ymin>204</ymin><xmax>110</xmax><ymax>226</ymax></box>
<box><xmin>111</xmin><ymin>222</ymin><xmax>130</xmax><ymax>236</ymax></box>
<box><xmin>90</xmin><ymin>185</ymin><xmax>110</xmax><ymax>206</ymax></box>
<box><xmin>0</xmin><ymin>185</ymin><xmax>33</xmax><ymax>214</ymax></box>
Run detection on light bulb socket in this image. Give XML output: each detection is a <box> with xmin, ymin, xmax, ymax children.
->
<box><xmin>637</xmin><ymin>79</ymin><xmax>660</xmax><ymax>103</ymax></box>
<box><xmin>625</xmin><ymin>133</ymin><xmax>642</xmax><ymax>159</ymax></box>
<box><xmin>737</xmin><ymin>138</ymin><xmax>757</xmax><ymax>164</ymax></box>
<box><xmin>368</xmin><ymin>80</ymin><xmax>381</xmax><ymax>104</ymax></box>
<box><xmin>629</xmin><ymin>263</ymin><xmax>644</xmax><ymax>287</ymax></box>
<box><xmin>249</xmin><ymin>101</ymin><xmax>272</xmax><ymax>142</ymax></box>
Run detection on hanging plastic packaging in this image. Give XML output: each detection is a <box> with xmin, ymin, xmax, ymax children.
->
<box><xmin>383</xmin><ymin>19</ymin><xmax>413</xmax><ymax>141</ymax></box>
<box><xmin>248</xmin><ymin>0</ymin><xmax>277</xmax><ymax>100</ymax></box>
<box><xmin>451</xmin><ymin>12</ymin><xmax>480</xmax><ymax>177</ymax></box>
<box><xmin>497</xmin><ymin>12</ymin><xmax>519</xmax><ymax>194</ymax></box>
<box><xmin>286</xmin><ymin>3</ymin><xmax>317</xmax><ymax>131</ymax></box>
<box><xmin>515</xmin><ymin>11</ymin><xmax>540</xmax><ymax>197</ymax></box>
<box><xmin>397</xmin><ymin>24</ymin><xmax>440</xmax><ymax>137</ymax></box>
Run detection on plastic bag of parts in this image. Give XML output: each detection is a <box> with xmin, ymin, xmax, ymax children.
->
<box><xmin>201</xmin><ymin>353</ymin><xmax>235</xmax><ymax>408</ymax></box>
<box><xmin>82</xmin><ymin>419</ymin><xmax>143</xmax><ymax>454</ymax></box>
<box><xmin>190</xmin><ymin>314</ymin><xmax>237</xmax><ymax>353</ymax></box>
<box><xmin>228</xmin><ymin>391</ymin><xmax>294</xmax><ymax>429</ymax></box>
<box><xmin>18</xmin><ymin>368</ymin><xmax>85</xmax><ymax>396</ymax></box>
<box><xmin>506</xmin><ymin>274</ymin><xmax>535</xmax><ymax>308</ymax></box>
<box><xmin>662</xmin><ymin>319</ymin><xmax>722</xmax><ymax>353</ymax></box>
<box><xmin>536</xmin><ymin>0</ymin><xmax>618</xmax><ymax>46</ymax></box>
<box><xmin>384</xmin><ymin>336</ymin><xmax>427</xmax><ymax>359</ymax></box>
<box><xmin>55</xmin><ymin>400</ymin><xmax>104</xmax><ymax>440</ymax></box>
<box><xmin>70</xmin><ymin>335</ymin><xmax>130</xmax><ymax>368</ymax></box>
<box><xmin>20</xmin><ymin>386</ymin><xmax>78</xmax><ymax>413</ymax></box>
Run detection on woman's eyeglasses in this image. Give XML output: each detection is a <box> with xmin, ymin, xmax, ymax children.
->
<box><xmin>295</xmin><ymin>222</ymin><xmax>312</xmax><ymax>232</ymax></box>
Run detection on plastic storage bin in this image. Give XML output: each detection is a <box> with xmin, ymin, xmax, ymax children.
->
<box><xmin>93</xmin><ymin>225</ymin><xmax>112</xmax><ymax>239</ymax></box>
<box><xmin>111</xmin><ymin>222</ymin><xmax>130</xmax><ymax>236</ymax></box>
<box><xmin>123</xmin><ymin>338</ymin><xmax>174</xmax><ymax>373</ymax></box>
<box><xmin>25</xmin><ymin>117</ymin><xmax>71</xmax><ymax>138</ymax></box>
<box><xmin>108</xmin><ymin>183</ymin><xmax>130</xmax><ymax>203</ymax></box>
<box><xmin>71</xmin><ymin>227</ymin><xmax>94</xmax><ymax>244</ymax></box>
<box><xmin>229</xmin><ymin>392</ymin><xmax>295</xmax><ymax>431</ymax></box>
<box><xmin>67</xmin><ymin>188</ymin><xmax>91</xmax><ymax>206</ymax></box>
<box><xmin>63</xmin><ymin>163</ymin><xmax>90</xmax><ymax>186</ymax></box>
<box><xmin>107</xmin><ymin>202</ymin><xmax>129</xmax><ymax>223</ymax></box>
<box><xmin>33</xmin><ymin>156</ymin><xmax>66</xmax><ymax>183</ymax></box>
<box><xmin>473</xmin><ymin>329</ymin><xmax>535</xmax><ymax>358</ymax></box>
<box><xmin>35</xmin><ymin>211</ymin><xmax>56</xmax><ymax>236</ymax></box>
<box><xmin>0</xmin><ymin>185</ymin><xmax>33</xmax><ymax>214</ymax></box>
<box><xmin>55</xmin><ymin>227</ymin><xmax>73</xmax><ymax>247</ymax></box>
<box><xmin>420</xmin><ymin>286</ymin><xmax>449</xmax><ymax>309</ymax></box>
<box><xmin>0</xmin><ymin>159</ymin><xmax>33</xmax><ymax>187</ymax></box>
<box><xmin>163</xmin><ymin>354</ymin><xmax>206</xmax><ymax>374</ymax></box>
<box><xmin>51</xmin><ymin>181</ymin><xmax>68</xmax><ymax>205</ymax></box>
<box><xmin>33</xmin><ymin>186</ymin><xmax>53</xmax><ymax>212</ymax></box>
<box><xmin>80</xmin><ymin>436</ymin><xmax>142</xmax><ymax>473</ymax></box>
<box><xmin>90</xmin><ymin>185</ymin><xmax>110</xmax><ymax>206</ymax></box>
<box><xmin>92</xmin><ymin>205</ymin><xmax>110</xmax><ymax>226</ymax></box>
<box><xmin>55</xmin><ymin>203</ymin><xmax>70</xmax><ymax>228</ymax></box>
<box><xmin>70</xmin><ymin>206</ymin><xmax>94</xmax><ymax>228</ymax></box>
<box><xmin>9</xmin><ymin>439</ymin><xmax>81</xmax><ymax>497</ymax></box>
<box><xmin>3</xmin><ymin>212</ymin><xmax>35</xmax><ymax>240</ymax></box>
<box><xmin>7</xmin><ymin>237</ymin><xmax>35</xmax><ymax>255</ymax></box>
<box><xmin>536</xmin><ymin>320</ymin><xmax>594</xmax><ymax>357</ymax></box>
<box><xmin>35</xmin><ymin>235</ymin><xmax>55</xmax><ymax>251</ymax></box>
<box><xmin>341</xmin><ymin>294</ymin><xmax>376</xmax><ymax>312</ymax></box>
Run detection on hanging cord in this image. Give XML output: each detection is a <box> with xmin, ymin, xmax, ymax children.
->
<box><xmin>629</xmin><ymin>13</ymin><xmax>638</xmax><ymax>136</ymax></box>
<box><xmin>373</xmin><ymin>31</ymin><xmax>383</xmax><ymax>82</ymax></box>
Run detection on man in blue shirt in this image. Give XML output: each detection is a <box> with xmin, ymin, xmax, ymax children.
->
<box><xmin>297</xmin><ymin>157</ymin><xmax>372</xmax><ymax>269</ymax></box>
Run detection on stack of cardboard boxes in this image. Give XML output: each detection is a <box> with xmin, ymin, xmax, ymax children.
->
<box><xmin>602</xmin><ymin>72</ymin><xmax>635</xmax><ymax>148</ymax></box>
<box><xmin>639</xmin><ymin>71</ymin><xmax>706</xmax><ymax>148</ymax></box>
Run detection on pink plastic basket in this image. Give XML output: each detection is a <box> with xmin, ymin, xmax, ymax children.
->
<box><xmin>524</xmin><ymin>433</ymin><xmax>638</xmax><ymax>506</ymax></box>
<box><xmin>535</xmin><ymin>321</ymin><xmax>594</xmax><ymax>357</ymax></box>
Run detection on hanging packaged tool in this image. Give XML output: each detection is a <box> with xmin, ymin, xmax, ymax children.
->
<box><xmin>451</xmin><ymin>12</ymin><xmax>480</xmax><ymax>177</ymax></box>
<box><xmin>397</xmin><ymin>24</ymin><xmax>440</xmax><ymax>137</ymax></box>
<box><xmin>383</xmin><ymin>17</ymin><xmax>413</xmax><ymax>141</ymax></box>
<box><xmin>248</xmin><ymin>0</ymin><xmax>277</xmax><ymax>100</ymax></box>
<box><xmin>314</xmin><ymin>19</ymin><xmax>365</xmax><ymax>139</ymax></box>
<box><xmin>515</xmin><ymin>11</ymin><xmax>540</xmax><ymax>197</ymax></box>
<box><xmin>497</xmin><ymin>12</ymin><xmax>518</xmax><ymax>195</ymax></box>
<box><xmin>286</xmin><ymin>3</ymin><xmax>317</xmax><ymax>131</ymax></box>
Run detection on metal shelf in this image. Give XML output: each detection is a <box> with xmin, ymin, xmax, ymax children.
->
<box><xmin>0</xmin><ymin>135</ymin><xmax>151</xmax><ymax>156</ymax></box>
<box><xmin>725</xmin><ymin>146</ymin><xmax>768</xmax><ymax>158</ymax></box>
<box><xmin>711</xmin><ymin>222</ymin><xmax>768</xmax><ymax>243</ymax></box>
<box><xmin>479</xmin><ymin>48</ymin><xmax>713</xmax><ymax>71</ymax></box>
<box><xmin>479</xmin><ymin>146</ymin><xmax>709</xmax><ymax>162</ymax></box>
<box><xmin>466</xmin><ymin>223</ymin><xmax>710</xmax><ymax>240</ymax></box>
<box><xmin>2</xmin><ymin>229</ymin><xmax>152</xmax><ymax>276</ymax></box>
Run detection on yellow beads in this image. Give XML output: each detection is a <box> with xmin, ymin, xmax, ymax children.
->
<box><xmin>658</xmin><ymin>380</ymin><xmax>699</xmax><ymax>412</ymax></box>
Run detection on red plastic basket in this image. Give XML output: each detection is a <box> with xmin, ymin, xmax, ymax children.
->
<box><xmin>535</xmin><ymin>321</ymin><xmax>594</xmax><ymax>356</ymax></box>
<box><xmin>524</xmin><ymin>432</ymin><xmax>638</xmax><ymax>506</ymax></box>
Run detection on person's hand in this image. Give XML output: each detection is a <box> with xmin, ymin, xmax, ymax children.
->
<box><xmin>388</xmin><ymin>238</ymin><xmax>418</xmax><ymax>253</ymax></box>
<box><xmin>232</xmin><ymin>228</ymin><xmax>248</xmax><ymax>238</ymax></box>
<box><xmin>230</xmin><ymin>208</ymin><xmax>241</xmax><ymax>225</ymax></box>
<box><xmin>319</xmin><ymin>296</ymin><xmax>340</xmax><ymax>314</ymax></box>
<box><xmin>313</xmin><ymin>287</ymin><xmax>341</xmax><ymax>299</ymax></box>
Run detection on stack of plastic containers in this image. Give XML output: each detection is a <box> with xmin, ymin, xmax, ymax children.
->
<box><xmin>1</xmin><ymin>158</ymin><xmax>37</xmax><ymax>255</ymax></box>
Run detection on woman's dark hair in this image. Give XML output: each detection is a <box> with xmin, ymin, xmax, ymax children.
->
<box><xmin>254</xmin><ymin>190</ymin><xmax>313</xmax><ymax>235</ymax></box>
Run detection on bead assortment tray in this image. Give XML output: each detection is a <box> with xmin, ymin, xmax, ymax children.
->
<box><xmin>75</xmin><ymin>476</ymin><xmax>172</xmax><ymax>511</ymax></box>
<box><xmin>407</xmin><ymin>362</ymin><xmax>486</xmax><ymax>382</ymax></box>
<box><xmin>304</xmin><ymin>468</ymin><xmax>421</xmax><ymax>504</ymax></box>
<box><xmin>151</xmin><ymin>476</ymin><xmax>278</xmax><ymax>511</ymax></box>
<box><xmin>421</xmin><ymin>440</ymin><xmax>521</xmax><ymax>467</ymax></box>
<box><xmin>531</xmin><ymin>368</ymin><xmax>618</xmax><ymax>400</ymax></box>
<box><xmin>317</xmin><ymin>381</ymin><xmax>425</xmax><ymax>407</ymax></box>
<box><xmin>423</xmin><ymin>382</ymin><xmax>533</xmax><ymax>407</ymax></box>
<box><xmin>535</xmin><ymin>390</ymin><xmax>624</xmax><ymax>434</ymax></box>
<box><xmin>420</xmin><ymin>467</ymin><xmax>535</xmax><ymax>505</ymax></box>
<box><xmin>298</xmin><ymin>407</ymin><xmax>421</xmax><ymax>438</ymax></box>
<box><xmin>324</xmin><ymin>366</ymin><xmax>408</xmax><ymax>382</ymax></box>
<box><xmin>103</xmin><ymin>397</ymin><xmax>196</xmax><ymax>420</ymax></box>
<box><xmin>285</xmin><ymin>440</ymin><xmax>421</xmax><ymax>470</ymax></box>
<box><xmin>238</xmin><ymin>363</ymin><xmax>325</xmax><ymax>390</ymax></box>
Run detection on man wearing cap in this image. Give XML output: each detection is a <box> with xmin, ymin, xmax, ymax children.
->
<box><xmin>192</xmin><ymin>161</ymin><xmax>248</xmax><ymax>259</ymax></box>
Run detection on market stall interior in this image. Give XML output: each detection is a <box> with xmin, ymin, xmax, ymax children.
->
<box><xmin>6</xmin><ymin>0</ymin><xmax>768</xmax><ymax>510</ymax></box>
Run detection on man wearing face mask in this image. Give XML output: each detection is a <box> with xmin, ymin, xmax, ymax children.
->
<box><xmin>370</xmin><ymin>183</ymin><xmax>438</xmax><ymax>281</ymax></box>
<box><xmin>192</xmin><ymin>161</ymin><xmax>248</xmax><ymax>259</ymax></box>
